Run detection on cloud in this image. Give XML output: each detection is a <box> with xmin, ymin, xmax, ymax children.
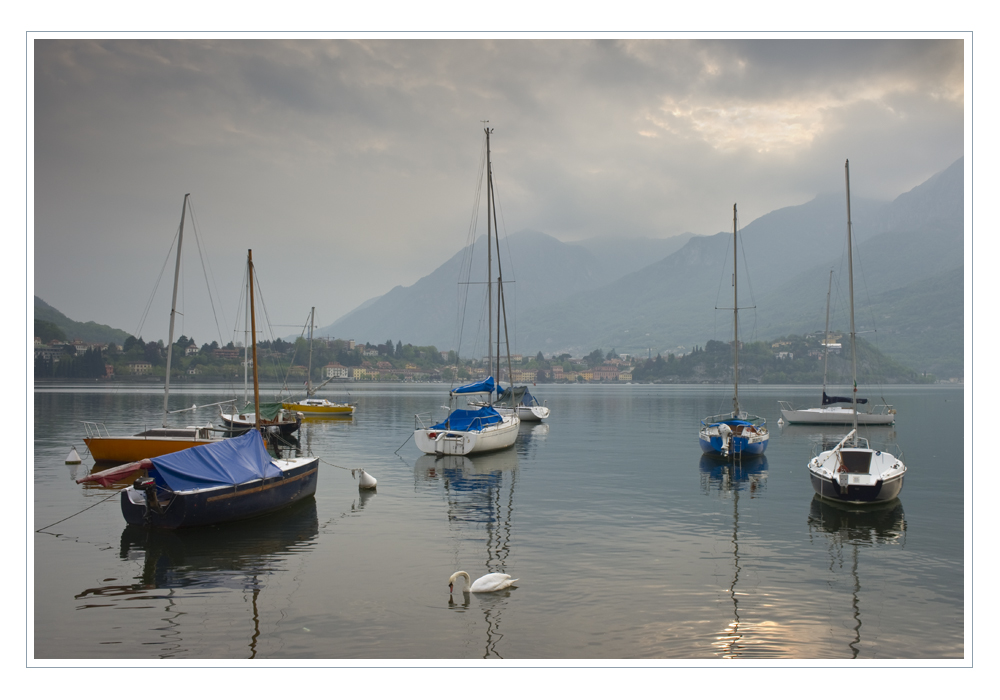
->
<box><xmin>32</xmin><ymin>37</ymin><xmax>964</xmax><ymax>344</ymax></box>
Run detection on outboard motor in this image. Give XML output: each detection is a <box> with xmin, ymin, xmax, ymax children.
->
<box><xmin>133</xmin><ymin>476</ymin><xmax>164</xmax><ymax>514</ymax></box>
<box><xmin>718</xmin><ymin>424</ymin><xmax>733</xmax><ymax>457</ymax></box>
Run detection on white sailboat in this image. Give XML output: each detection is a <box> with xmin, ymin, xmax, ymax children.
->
<box><xmin>699</xmin><ymin>204</ymin><xmax>769</xmax><ymax>458</ymax></box>
<box><xmin>807</xmin><ymin>161</ymin><xmax>906</xmax><ymax>503</ymax></box>
<box><xmin>779</xmin><ymin>272</ymin><xmax>895</xmax><ymax>425</ymax></box>
<box><xmin>414</xmin><ymin>126</ymin><xmax>519</xmax><ymax>456</ymax></box>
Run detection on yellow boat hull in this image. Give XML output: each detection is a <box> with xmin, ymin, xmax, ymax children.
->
<box><xmin>281</xmin><ymin>402</ymin><xmax>354</xmax><ymax>416</ymax></box>
<box><xmin>84</xmin><ymin>436</ymin><xmax>216</xmax><ymax>463</ymax></box>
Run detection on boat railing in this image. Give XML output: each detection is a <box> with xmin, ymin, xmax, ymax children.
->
<box><xmin>82</xmin><ymin>421</ymin><xmax>111</xmax><ymax>438</ymax></box>
<box><xmin>414</xmin><ymin>412</ymin><xmax>434</xmax><ymax>430</ymax></box>
<box><xmin>702</xmin><ymin>412</ymin><xmax>766</xmax><ymax>428</ymax></box>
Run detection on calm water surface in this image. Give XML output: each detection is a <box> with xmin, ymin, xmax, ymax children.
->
<box><xmin>33</xmin><ymin>382</ymin><xmax>964</xmax><ymax>660</ymax></box>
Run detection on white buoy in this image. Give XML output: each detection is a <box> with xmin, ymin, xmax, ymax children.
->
<box><xmin>358</xmin><ymin>468</ymin><xmax>377</xmax><ymax>490</ymax></box>
<box><xmin>65</xmin><ymin>446</ymin><xmax>82</xmax><ymax>464</ymax></box>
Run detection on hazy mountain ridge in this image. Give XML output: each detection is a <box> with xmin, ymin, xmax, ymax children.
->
<box><xmin>313</xmin><ymin>157</ymin><xmax>964</xmax><ymax>376</ymax></box>
<box><xmin>34</xmin><ymin>296</ymin><xmax>130</xmax><ymax>345</ymax></box>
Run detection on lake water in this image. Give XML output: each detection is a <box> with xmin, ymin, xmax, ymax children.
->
<box><xmin>32</xmin><ymin>382</ymin><xmax>965</xmax><ymax>661</ymax></box>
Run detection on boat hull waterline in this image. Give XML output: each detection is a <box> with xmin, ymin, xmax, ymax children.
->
<box><xmin>85</xmin><ymin>434</ymin><xmax>215</xmax><ymax>463</ymax></box>
<box><xmin>807</xmin><ymin>446</ymin><xmax>905</xmax><ymax>504</ymax></box>
<box><xmin>414</xmin><ymin>414</ymin><xmax>520</xmax><ymax>456</ymax></box>
<box><xmin>779</xmin><ymin>406</ymin><xmax>895</xmax><ymax>425</ymax></box>
<box><xmin>281</xmin><ymin>399</ymin><xmax>355</xmax><ymax>416</ymax></box>
<box><xmin>121</xmin><ymin>457</ymin><xmax>319</xmax><ymax>528</ymax></box>
<box><xmin>699</xmin><ymin>416</ymin><xmax>769</xmax><ymax>457</ymax></box>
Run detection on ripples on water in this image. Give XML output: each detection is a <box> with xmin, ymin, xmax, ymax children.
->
<box><xmin>33</xmin><ymin>383</ymin><xmax>963</xmax><ymax>660</ymax></box>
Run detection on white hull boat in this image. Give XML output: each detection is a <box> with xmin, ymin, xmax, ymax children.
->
<box><xmin>414</xmin><ymin>410</ymin><xmax>520</xmax><ymax>456</ymax></box>
<box><xmin>779</xmin><ymin>404</ymin><xmax>895</xmax><ymax>425</ymax></box>
<box><xmin>805</xmin><ymin>160</ymin><xmax>905</xmax><ymax>502</ymax></box>
<box><xmin>412</xmin><ymin>127</ymin><xmax>521</xmax><ymax>458</ymax></box>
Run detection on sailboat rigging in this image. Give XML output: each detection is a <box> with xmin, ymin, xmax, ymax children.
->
<box><xmin>806</xmin><ymin>161</ymin><xmax>906</xmax><ymax>503</ymax></box>
<box><xmin>81</xmin><ymin>250</ymin><xmax>321</xmax><ymax>528</ymax></box>
<box><xmin>82</xmin><ymin>194</ymin><xmax>220</xmax><ymax>462</ymax></box>
<box><xmin>413</xmin><ymin>126</ymin><xmax>520</xmax><ymax>456</ymax></box>
<box><xmin>778</xmin><ymin>269</ymin><xmax>895</xmax><ymax>424</ymax></box>
<box><xmin>699</xmin><ymin>204</ymin><xmax>769</xmax><ymax>458</ymax></box>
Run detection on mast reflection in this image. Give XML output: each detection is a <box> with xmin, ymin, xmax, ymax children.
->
<box><xmin>699</xmin><ymin>454</ymin><xmax>768</xmax><ymax>658</ymax></box>
<box><xmin>75</xmin><ymin>499</ymin><xmax>319</xmax><ymax>659</ymax></box>
<box><xmin>807</xmin><ymin>496</ymin><xmax>906</xmax><ymax>658</ymax></box>
<box><xmin>416</xmin><ymin>451</ymin><xmax>519</xmax><ymax>658</ymax></box>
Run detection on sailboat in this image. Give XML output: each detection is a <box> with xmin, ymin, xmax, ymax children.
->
<box><xmin>413</xmin><ymin>126</ymin><xmax>520</xmax><ymax>456</ymax></box>
<box><xmin>806</xmin><ymin>161</ymin><xmax>906</xmax><ymax>504</ymax></box>
<box><xmin>80</xmin><ymin>250</ymin><xmax>320</xmax><ymax>528</ymax></box>
<box><xmin>699</xmin><ymin>204</ymin><xmax>769</xmax><ymax>458</ymax></box>
<box><xmin>219</xmin><ymin>282</ymin><xmax>304</xmax><ymax>435</ymax></box>
<box><xmin>281</xmin><ymin>307</ymin><xmax>356</xmax><ymax>416</ymax></box>
<box><xmin>778</xmin><ymin>271</ymin><xmax>895</xmax><ymax>425</ymax></box>
<box><xmin>83</xmin><ymin>194</ymin><xmax>220</xmax><ymax>462</ymax></box>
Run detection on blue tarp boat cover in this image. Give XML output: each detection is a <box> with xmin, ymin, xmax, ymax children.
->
<box><xmin>431</xmin><ymin>406</ymin><xmax>503</xmax><ymax>432</ymax></box>
<box><xmin>149</xmin><ymin>429</ymin><xmax>282</xmax><ymax>492</ymax></box>
<box><xmin>451</xmin><ymin>376</ymin><xmax>495</xmax><ymax>395</ymax></box>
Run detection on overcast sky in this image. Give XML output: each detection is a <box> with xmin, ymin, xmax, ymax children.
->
<box><xmin>31</xmin><ymin>37</ymin><xmax>965</xmax><ymax>347</ymax></box>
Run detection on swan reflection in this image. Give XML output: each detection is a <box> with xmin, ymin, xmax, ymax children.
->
<box><xmin>417</xmin><ymin>452</ymin><xmax>519</xmax><ymax>658</ymax></box>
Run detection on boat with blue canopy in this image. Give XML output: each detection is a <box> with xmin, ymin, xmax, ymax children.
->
<box><xmin>415</xmin><ymin>376</ymin><xmax>519</xmax><ymax>455</ymax></box>
<box><xmin>413</xmin><ymin>127</ymin><xmax>520</xmax><ymax>456</ymax></box>
<box><xmin>80</xmin><ymin>249</ymin><xmax>320</xmax><ymax>527</ymax></box>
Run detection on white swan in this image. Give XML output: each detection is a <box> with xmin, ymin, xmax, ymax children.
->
<box><xmin>449</xmin><ymin>570</ymin><xmax>519</xmax><ymax>593</ymax></box>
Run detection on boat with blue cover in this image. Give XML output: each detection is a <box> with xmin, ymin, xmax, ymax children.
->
<box><xmin>414</xmin><ymin>126</ymin><xmax>520</xmax><ymax>456</ymax></box>
<box><xmin>415</xmin><ymin>376</ymin><xmax>519</xmax><ymax>455</ymax></box>
<box><xmin>113</xmin><ymin>429</ymin><xmax>318</xmax><ymax>528</ymax></box>
<box><xmin>80</xmin><ymin>249</ymin><xmax>320</xmax><ymax>527</ymax></box>
<box><xmin>699</xmin><ymin>203</ymin><xmax>769</xmax><ymax>458</ymax></box>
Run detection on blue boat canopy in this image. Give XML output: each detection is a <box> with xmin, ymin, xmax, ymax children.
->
<box><xmin>149</xmin><ymin>430</ymin><xmax>281</xmax><ymax>492</ymax></box>
<box><xmin>431</xmin><ymin>406</ymin><xmax>503</xmax><ymax>432</ymax></box>
<box><xmin>451</xmin><ymin>376</ymin><xmax>495</xmax><ymax>395</ymax></box>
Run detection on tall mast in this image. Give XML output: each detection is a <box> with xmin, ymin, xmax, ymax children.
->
<box><xmin>307</xmin><ymin>306</ymin><xmax>315</xmax><ymax>396</ymax></box>
<box><xmin>845</xmin><ymin>160</ymin><xmax>858</xmax><ymax>442</ymax></box>
<box><xmin>732</xmin><ymin>203</ymin><xmax>740</xmax><ymax>417</ymax></box>
<box><xmin>485</xmin><ymin>126</ymin><xmax>494</xmax><ymax>399</ymax></box>
<box><xmin>248</xmin><ymin>249</ymin><xmax>261</xmax><ymax>431</ymax></box>
<box><xmin>821</xmin><ymin>269</ymin><xmax>833</xmax><ymax>401</ymax></box>
<box><xmin>162</xmin><ymin>193</ymin><xmax>189</xmax><ymax>427</ymax></box>
<box><xmin>243</xmin><ymin>293</ymin><xmax>249</xmax><ymax>405</ymax></box>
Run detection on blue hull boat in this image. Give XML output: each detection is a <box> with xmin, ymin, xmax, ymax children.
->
<box><xmin>117</xmin><ymin>429</ymin><xmax>319</xmax><ymax>529</ymax></box>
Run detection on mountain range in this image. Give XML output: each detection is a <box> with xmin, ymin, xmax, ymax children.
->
<box><xmin>322</xmin><ymin>157</ymin><xmax>963</xmax><ymax>378</ymax></box>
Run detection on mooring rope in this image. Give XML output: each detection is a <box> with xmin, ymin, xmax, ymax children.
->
<box><xmin>35</xmin><ymin>490</ymin><xmax>121</xmax><ymax>534</ymax></box>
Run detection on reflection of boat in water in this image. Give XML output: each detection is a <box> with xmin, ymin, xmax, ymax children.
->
<box><xmin>807</xmin><ymin>495</ymin><xmax>906</xmax><ymax>545</ymax></box>
<box><xmin>699</xmin><ymin>454</ymin><xmax>768</xmax><ymax>495</ymax></box>
<box><xmin>76</xmin><ymin>498</ymin><xmax>319</xmax><ymax>658</ymax></box>
<box><xmin>699</xmin><ymin>453</ymin><xmax>767</xmax><ymax>658</ymax></box>
<box><xmin>514</xmin><ymin>421</ymin><xmax>549</xmax><ymax>459</ymax></box>
<box><xmin>416</xmin><ymin>446</ymin><xmax>519</xmax><ymax>658</ymax></box>
<box><xmin>806</xmin><ymin>496</ymin><xmax>906</xmax><ymax>658</ymax></box>
<box><xmin>116</xmin><ymin>497</ymin><xmax>320</xmax><ymax>587</ymax></box>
